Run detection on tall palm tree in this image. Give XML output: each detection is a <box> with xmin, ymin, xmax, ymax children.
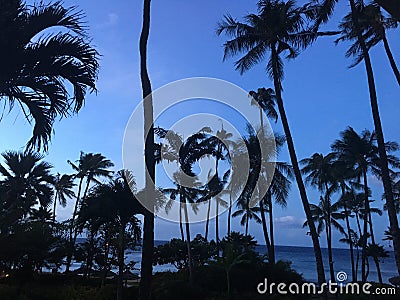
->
<box><xmin>313</xmin><ymin>0</ymin><xmax>400</xmax><ymax>277</ymax></box>
<box><xmin>0</xmin><ymin>0</ymin><xmax>99</xmax><ymax>151</ymax></box>
<box><xmin>139</xmin><ymin>0</ymin><xmax>155</xmax><ymax>296</ymax></box>
<box><xmin>0</xmin><ymin>151</ymin><xmax>54</xmax><ymax>222</ymax></box>
<box><xmin>334</xmin><ymin>3</ymin><xmax>400</xmax><ymax>85</ymax></box>
<box><xmin>52</xmin><ymin>174</ymin><xmax>75</xmax><ymax>223</ymax></box>
<box><xmin>65</xmin><ymin>152</ymin><xmax>114</xmax><ymax>272</ymax></box>
<box><xmin>332</xmin><ymin>127</ymin><xmax>399</xmax><ymax>281</ymax></box>
<box><xmin>304</xmin><ymin>196</ymin><xmax>345</xmax><ymax>283</ymax></box>
<box><xmin>301</xmin><ymin>152</ymin><xmax>341</xmax><ymax>282</ymax></box>
<box><xmin>217</xmin><ymin>0</ymin><xmax>326</xmax><ymax>284</ymax></box>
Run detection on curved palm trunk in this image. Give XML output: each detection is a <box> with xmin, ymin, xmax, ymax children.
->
<box><xmin>349</xmin><ymin>0</ymin><xmax>400</xmax><ymax>278</ymax></box>
<box><xmin>271</xmin><ymin>47</ymin><xmax>325</xmax><ymax>285</ymax></box>
<box><xmin>361</xmin><ymin>170</ymin><xmax>369</xmax><ymax>283</ymax></box>
<box><xmin>139</xmin><ymin>0</ymin><xmax>155</xmax><ymax>298</ymax></box>
<box><xmin>205</xmin><ymin>199</ymin><xmax>211</xmax><ymax>240</ymax></box>
<box><xmin>382</xmin><ymin>35</ymin><xmax>400</xmax><ymax>86</ymax></box>
<box><xmin>183</xmin><ymin>193</ymin><xmax>193</xmax><ymax>283</ymax></box>
<box><xmin>66</xmin><ymin>176</ymin><xmax>84</xmax><ymax>273</ymax></box>
<box><xmin>259</xmin><ymin>198</ymin><xmax>272</xmax><ymax>261</ymax></box>
<box><xmin>267</xmin><ymin>194</ymin><xmax>275</xmax><ymax>264</ymax></box>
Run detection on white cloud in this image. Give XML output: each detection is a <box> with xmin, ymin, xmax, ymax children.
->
<box><xmin>274</xmin><ymin>215</ymin><xmax>306</xmax><ymax>229</ymax></box>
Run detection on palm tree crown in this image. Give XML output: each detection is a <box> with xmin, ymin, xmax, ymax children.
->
<box><xmin>0</xmin><ymin>0</ymin><xmax>99</xmax><ymax>150</ymax></box>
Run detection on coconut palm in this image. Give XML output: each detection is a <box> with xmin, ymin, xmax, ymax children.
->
<box><xmin>0</xmin><ymin>0</ymin><xmax>99</xmax><ymax>151</ymax></box>
<box><xmin>52</xmin><ymin>174</ymin><xmax>75</xmax><ymax>223</ymax></box>
<box><xmin>304</xmin><ymin>196</ymin><xmax>345</xmax><ymax>283</ymax></box>
<box><xmin>0</xmin><ymin>151</ymin><xmax>54</xmax><ymax>222</ymax></box>
<box><xmin>336</xmin><ymin>3</ymin><xmax>400</xmax><ymax>85</ymax></box>
<box><xmin>65</xmin><ymin>152</ymin><xmax>114</xmax><ymax>272</ymax></box>
<box><xmin>332</xmin><ymin>127</ymin><xmax>399</xmax><ymax>281</ymax></box>
<box><xmin>233</xmin><ymin>198</ymin><xmax>262</xmax><ymax>236</ymax></box>
<box><xmin>313</xmin><ymin>0</ymin><xmax>400</xmax><ymax>277</ymax></box>
<box><xmin>217</xmin><ymin>0</ymin><xmax>326</xmax><ymax>283</ymax></box>
<box><xmin>78</xmin><ymin>170</ymin><xmax>141</xmax><ymax>300</ymax></box>
<box><xmin>163</xmin><ymin>171</ymin><xmax>204</xmax><ymax>283</ymax></box>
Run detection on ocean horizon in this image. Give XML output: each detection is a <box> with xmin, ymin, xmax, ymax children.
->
<box><xmin>71</xmin><ymin>238</ymin><xmax>397</xmax><ymax>283</ymax></box>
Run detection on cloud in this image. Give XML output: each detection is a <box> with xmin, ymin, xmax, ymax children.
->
<box><xmin>96</xmin><ymin>12</ymin><xmax>119</xmax><ymax>29</ymax></box>
<box><xmin>274</xmin><ymin>215</ymin><xmax>306</xmax><ymax>229</ymax></box>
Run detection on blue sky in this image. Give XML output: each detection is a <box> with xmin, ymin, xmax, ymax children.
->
<box><xmin>1</xmin><ymin>0</ymin><xmax>399</xmax><ymax>248</ymax></box>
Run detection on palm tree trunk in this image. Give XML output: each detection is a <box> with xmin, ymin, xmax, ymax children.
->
<box><xmin>205</xmin><ymin>200</ymin><xmax>211</xmax><ymax>240</ymax></box>
<box><xmin>139</xmin><ymin>0</ymin><xmax>155</xmax><ymax>299</ymax></box>
<box><xmin>216</xmin><ymin>199</ymin><xmax>219</xmax><ymax>254</ymax></box>
<box><xmin>245</xmin><ymin>213</ymin><xmax>249</xmax><ymax>236</ymax></box>
<box><xmin>101</xmin><ymin>231</ymin><xmax>111</xmax><ymax>287</ymax></box>
<box><xmin>382</xmin><ymin>35</ymin><xmax>400</xmax><ymax>86</ymax></box>
<box><xmin>362</xmin><ymin>170</ymin><xmax>369</xmax><ymax>283</ymax></box>
<box><xmin>52</xmin><ymin>193</ymin><xmax>58</xmax><ymax>223</ymax></box>
<box><xmin>368</xmin><ymin>209</ymin><xmax>383</xmax><ymax>284</ymax></box>
<box><xmin>179</xmin><ymin>204</ymin><xmax>185</xmax><ymax>241</ymax></box>
<box><xmin>271</xmin><ymin>47</ymin><xmax>325</xmax><ymax>285</ymax></box>
<box><xmin>117</xmin><ymin>225</ymin><xmax>125</xmax><ymax>300</ymax></box>
<box><xmin>341</xmin><ymin>186</ymin><xmax>356</xmax><ymax>282</ymax></box>
<box><xmin>228</xmin><ymin>192</ymin><xmax>232</xmax><ymax>236</ymax></box>
<box><xmin>259</xmin><ymin>198</ymin><xmax>272</xmax><ymax>261</ymax></box>
<box><xmin>326</xmin><ymin>220</ymin><xmax>335</xmax><ymax>283</ymax></box>
<box><xmin>183</xmin><ymin>194</ymin><xmax>193</xmax><ymax>283</ymax></box>
<box><xmin>267</xmin><ymin>194</ymin><xmax>275</xmax><ymax>264</ymax></box>
<box><xmin>66</xmin><ymin>176</ymin><xmax>84</xmax><ymax>273</ymax></box>
<box><xmin>349</xmin><ymin>0</ymin><xmax>400</xmax><ymax>277</ymax></box>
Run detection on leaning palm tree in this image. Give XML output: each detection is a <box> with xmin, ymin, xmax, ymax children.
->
<box><xmin>313</xmin><ymin>0</ymin><xmax>400</xmax><ymax>277</ymax></box>
<box><xmin>52</xmin><ymin>174</ymin><xmax>75</xmax><ymax>223</ymax></box>
<box><xmin>0</xmin><ymin>0</ymin><xmax>99</xmax><ymax>151</ymax></box>
<box><xmin>217</xmin><ymin>0</ymin><xmax>326</xmax><ymax>283</ymax></box>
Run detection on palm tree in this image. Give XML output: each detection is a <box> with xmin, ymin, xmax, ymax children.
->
<box><xmin>0</xmin><ymin>0</ymin><xmax>99</xmax><ymax>151</ymax></box>
<box><xmin>332</xmin><ymin>127</ymin><xmax>399</xmax><ymax>281</ymax></box>
<box><xmin>313</xmin><ymin>0</ymin><xmax>400</xmax><ymax>277</ymax></box>
<box><xmin>334</xmin><ymin>3</ymin><xmax>400</xmax><ymax>85</ymax></box>
<box><xmin>304</xmin><ymin>196</ymin><xmax>345</xmax><ymax>283</ymax></box>
<box><xmin>233</xmin><ymin>198</ymin><xmax>262</xmax><ymax>236</ymax></box>
<box><xmin>163</xmin><ymin>171</ymin><xmax>203</xmax><ymax>283</ymax></box>
<box><xmin>52</xmin><ymin>174</ymin><xmax>75</xmax><ymax>223</ymax></box>
<box><xmin>78</xmin><ymin>170</ymin><xmax>142</xmax><ymax>300</ymax></box>
<box><xmin>0</xmin><ymin>151</ymin><xmax>54</xmax><ymax>222</ymax></box>
<box><xmin>217</xmin><ymin>0</ymin><xmax>326</xmax><ymax>284</ymax></box>
<box><xmin>139</xmin><ymin>1</ymin><xmax>155</xmax><ymax>296</ymax></box>
<box><xmin>65</xmin><ymin>152</ymin><xmax>114</xmax><ymax>272</ymax></box>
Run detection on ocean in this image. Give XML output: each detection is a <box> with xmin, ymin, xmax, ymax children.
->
<box><xmin>123</xmin><ymin>242</ymin><xmax>398</xmax><ymax>284</ymax></box>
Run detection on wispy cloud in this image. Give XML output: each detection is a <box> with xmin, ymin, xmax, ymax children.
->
<box><xmin>274</xmin><ymin>215</ymin><xmax>306</xmax><ymax>229</ymax></box>
<box><xmin>96</xmin><ymin>12</ymin><xmax>119</xmax><ymax>29</ymax></box>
